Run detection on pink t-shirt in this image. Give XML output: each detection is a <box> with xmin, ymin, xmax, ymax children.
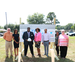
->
<box><xmin>34</xmin><ymin>32</ymin><xmax>41</xmax><ymax>42</ymax></box>
<box><xmin>59</xmin><ymin>34</ymin><xmax>69</xmax><ymax>46</ymax></box>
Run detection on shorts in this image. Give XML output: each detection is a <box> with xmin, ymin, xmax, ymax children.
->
<box><xmin>35</xmin><ymin>41</ymin><xmax>41</xmax><ymax>48</ymax></box>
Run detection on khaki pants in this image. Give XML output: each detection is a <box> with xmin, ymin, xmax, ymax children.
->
<box><xmin>5</xmin><ymin>41</ymin><xmax>13</xmax><ymax>56</ymax></box>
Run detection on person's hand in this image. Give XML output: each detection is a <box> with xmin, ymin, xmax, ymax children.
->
<box><xmin>67</xmin><ymin>44</ymin><xmax>68</xmax><ymax>47</ymax></box>
<box><xmin>16</xmin><ymin>42</ymin><xmax>19</xmax><ymax>44</ymax></box>
<box><xmin>35</xmin><ymin>42</ymin><xmax>37</xmax><ymax>44</ymax></box>
<box><xmin>17</xmin><ymin>42</ymin><xmax>19</xmax><ymax>44</ymax></box>
<box><xmin>57</xmin><ymin>44</ymin><xmax>59</xmax><ymax>46</ymax></box>
<box><xmin>49</xmin><ymin>42</ymin><xmax>50</xmax><ymax>44</ymax></box>
<box><xmin>26</xmin><ymin>39</ymin><xmax>28</xmax><ymax>41</ymax></box>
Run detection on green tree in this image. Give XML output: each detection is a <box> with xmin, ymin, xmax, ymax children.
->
<box><xmin>14</xmin><ymin>24</ymin><xmax>19</xmax><ymax>31</ymax></box>
<box><xmin>46</xmin><ymin>12</ymin><xmax>57</xmax><ymax>24</ymax></box>
<box><xmin>71</xmin><ymin>24</ymin><xmax>75</xmax><ymax>30</ymax></box>
<box><xmin>64</xmin><ymin>23</ymin><xmax>73</xmax><ymax>30</ymax></box>
<box><xmin>27</xmin><ymin>13</ymin><xmax>45</xmax><ymax>24</ymax></box>
<box><xmin>4</xmin><ymin>24</ymin><xmax>15</xmax><ymax>32</ymax></box>
<box><xmin>46</xmin><ymin>12</ymin><xmax>56</xmax><ymax>24</ymax></box>
<box><xmin>0</xmin><ymin>26</ymin><xmax>3</xmax><ymax>29</ymax></box>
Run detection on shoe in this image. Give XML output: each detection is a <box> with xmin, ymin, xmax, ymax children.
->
<box><xmin>38</xmin><ymin>54</ymin><xmax>41</xmax><ymax>57</ymax></box>
<box><xmin>32</xmin><ymin>55</ymin><xmax>35</xmax><ymax>57</ymax></box>
<box><xmin>10</xmin><ymin>55</ymin><xmax>13</xmax><ymax>58</ymax></box>
<box><xmin>24</xmin><ymin>56</ymin><xmax>26</xmax><ymax>57</ymax></box>
<box><xmin>43</xmin><ymin>54</ymin><xmax>46</xmax><ymax>55</ymax></box>
<box><xmin>57</xmin><ymin>54</ymin><xmax>59</xmax><ymax>56</ymax></box>
<box><xmin>62</xmin><ymin>58</ymin><xmax>65</xmax><ymax>59</ymax></box>
<box><xmin>6</xmin><ymin>56</ymin><xmax>8</xmax><ymax>58</ymax></box>
<box><xmin>37</xmin><ymin>54</ymin><xmax>39</xmax><ymax>56</ymax></box>
<box><xmin>46</xmin><ymin>55</ymin><xmax>49</xmax><ymax>57</ymax></box>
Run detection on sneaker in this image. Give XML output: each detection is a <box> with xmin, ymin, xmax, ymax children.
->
<box><xmin>6</xmin><ymin>56</ymin><xmax>8</xmax><ymax>58</ymax></box>
<box><xmin>43</xmin><ymin>54</ymin><xmax>46</xmax><ymax>55</ymax></box>
<box><xmin>24</xmin><ymin>56</ymin><xmax>26</xmax><ymax>57</ymax></box>
<box><xmin>46</xmin><ymin>55</ymin><xmax>49</xmax><ymax>57</ymax></box>
<box><xmin>38</xmin><ymin>54</ymin><xmax>41</xmax><ymax>57</ymax></box>
<box><xmin>32</xmin><ymin>55</ymin><xmax>35</xmax><ymax>57</ymax></box>
<box><xmin>62</xmin><ymin>58</ymin><xmax>65</xmax><ymax>59</ymax></box>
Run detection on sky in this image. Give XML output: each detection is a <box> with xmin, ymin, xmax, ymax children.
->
<box><xmin>0</xmin><ymin>12</ymin><xmax>75</xmax><ymax>26</ymax></box>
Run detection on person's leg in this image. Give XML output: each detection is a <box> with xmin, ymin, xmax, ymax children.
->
<box><xmin>38</xmin><ymin>48</ymin><xmax>41</xmax><ymax>57</ymax></box>
<box><xmin>9</xmin><ymin>42</ymin><xmax>13</xmax><ymax>56</ymax></box>
<box><xmin>29</xmin><ymin>44</ymin><xmax>34</xmax><ymax>56</ymax></box>
<box><xmin>5</xmin><ymin>41</ymin><xmax>9</xmax><ymax>57</ymax></box>
<box><xmin>44</xmin><ymin>42</ymin><xmax>46</xmax><ymax>55</ymax></box>
<box><xmin>61</xmin><ymin>46</ymin><xmax>65</xmax><ymax>58</ymax></box>
<box><xmin>24</xmin><ymin>45</ymin><xmax>28</xmax><ymax>56</ymax></box>
<box><xmin>46</xmin><ymin>41</ymin><xmax>49</xmax><ymax>57</ymax></box>
<box><xmin>56</xmin><ymin>44</ymin><xmax>59</xmax><ymax>56</ymax></box>
<box><xmin>14</xmin><ymin>48</ymin><xmax>16</xmax><ymax>57</ymax></box>
<box><xmin>60</xmin><ymin>46</ymin><xmax>63</xmax><ymax>58</ymax></box>
<box><xmin>64</xmin><ymin>46</ymin><xmax>67</xmax><ymax>58</ymax></box>
<box><xmin>17</xmin><ymin>48</ymin><xmax>18</xmax><ymax>56</ymax></box>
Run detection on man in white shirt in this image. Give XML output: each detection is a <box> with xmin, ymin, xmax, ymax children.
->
<box><xmin>42</xmin><ymin>29</ymin><xmax>50</xmax><ymax>57</ymax></box>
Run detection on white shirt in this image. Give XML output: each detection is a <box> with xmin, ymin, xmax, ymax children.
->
<box><xmin>42</xmin><ymin>33</ymin><xmax>50</xmax><ymax>42</ymax></box>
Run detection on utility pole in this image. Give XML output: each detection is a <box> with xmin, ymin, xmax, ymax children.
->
<box><xmin>5</xmin><ymin>12</ymin><xmax>8</xmax><ymax>29</ymax></box>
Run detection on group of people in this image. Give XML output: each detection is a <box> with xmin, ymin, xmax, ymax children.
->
<box><xmin>3</xmin><ymin>28</ymin><xmax>19</xmax><ymax>58</ymax></box>
<box><xmin>23</xmin><ymin>27</ymin><xmax>50</xmax><ymax>57</ymax></box>
<box><xmin>3</xmin><ymin>27</ymin><xmax>69</xmax><ymax>59</ymax></box>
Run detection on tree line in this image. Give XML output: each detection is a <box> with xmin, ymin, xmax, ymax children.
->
<box><xmin>0</xmin><ymin>12</ymin><xmax>74</xmax><ymax>32</ymax></box>
<box><xmin>56</xmin><ymin>23</ymin><xmax>75</xmax><ymax>31</ymax></box>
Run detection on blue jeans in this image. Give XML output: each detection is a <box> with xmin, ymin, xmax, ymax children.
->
<box><xmin>43</xmin><ymin>41</ymin><xmax>49</xmax><ymax>56</ymax></box>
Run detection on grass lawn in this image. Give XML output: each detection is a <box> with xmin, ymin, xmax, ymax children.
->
<box><xmin>0</xmin><ymin>36</ymin><xmax>75</xmax><ymax>62</ymax></box>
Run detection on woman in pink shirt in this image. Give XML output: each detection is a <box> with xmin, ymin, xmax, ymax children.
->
<box><xmin>58</xmin><ymin>30</ymin><xmax>69</xmax><ymax>59</ymax></box>
<box><xmin>34</xmin><ymin>28</ymin><xmax>41</xmax><ymax>57</ymax></box>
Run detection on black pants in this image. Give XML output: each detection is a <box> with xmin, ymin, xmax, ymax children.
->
<box><xmin>24</xmin><ymin>44</ymin><xmax>34</xmax><ymax>56</ymax></box>
<box><xmin>56</xmin><ymin>44</ymin><xmax>59</xmax><ymax>55</ymax></box>
<box><xmin>60</xmin><ymin>46</ymin><xmax>67</xmax><ymax>58</ymax></box>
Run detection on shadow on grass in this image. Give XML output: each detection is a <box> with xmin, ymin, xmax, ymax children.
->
<box><xmin>21</xmin><ymin>54</ymin><xmax>74</xmax><ymax>62</ymax></box>
<box><xmin>56</xmin><ymin>58</ymin><xmax>74</xmax><ymax>62</ymax></box>
<box><xmin>21</xmin><ymin>54</ymin><xmax>51</xmax><ymax>62</ymax></box>
<box><xmin>4</xmin><ymin>54</ymin><xmax>74</xmax><ymax>62</ymax></box>
<box><xmin>5</xmin><ymin>56</ymin><xmax>13</xmax><ymax>62</ymax></box>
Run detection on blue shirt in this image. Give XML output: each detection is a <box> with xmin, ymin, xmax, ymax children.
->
<box><xmin>27</xmin><ymin>32</ymin><xmax>30</xmax><ymax>38</ymax></box>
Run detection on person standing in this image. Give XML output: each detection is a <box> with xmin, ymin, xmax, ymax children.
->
<box><xmin>58</xmin><ymin>30</ymin><xmax>69</xmax><ymax>59</ymax></box>
<box><xmin>3</xmin><ymin>28</ymin><xmax>13</xmax><ymax>58</ymax></box>
<box><xmin>55</xmin><ymin>31</ymin><xmax>59</xmax><ymax>56</ymax></box>
<box><xmin>23</xmin><ymin>27</ymin><xmax>34</xmax><ymax>57</ymax></box>
<box><xmin>34</xmin><ymin>28</ymin><xmax>41</xmax><ymax>57</ymax></box>
<box><xmin>42</xmin><ymin>29</ymin><xmax>50</xmax><ymax>57</ymax></box>
<box><xmin>13</xmin><ymin>29</ymin><xmax>20</xmax><ymax>58</ymax></box>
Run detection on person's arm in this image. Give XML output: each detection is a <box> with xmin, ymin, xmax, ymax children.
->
<box><xmin>49</xmin><ymin>33</ymin><xmax>50</xmax><ymax>44</ymax></box>
<box><xmin>18</xmin><ymin>34</ymin><xmax>20</xmax><ymax>43</ymax></box>
<box><xmin>31</xmin><ymin>32</ymin><xmax>34</xmax><ymax>41</ymax></box>
<box><xmin>34</xmin><ymin>33</ymin><xmax>36</xmax><ymax>42</ymax></box>
<box><xmin>58</xmin><ymin>37</ymin><xmax>60</xmax><ymax>46</ymax></box>
<box><xmin>12</xmin><ymin>35</ymin><xmax>18</xmax><ymax>44</ymax></box>
<box><xmin>23</xmin><ymin>32</ymin><xmax>27</xmax><ymax>41</ymax></box>
<box><xmin>42</xmin><ymin>34</ymin><xmax>44</xmax><ymax>44</ymax></box>
<box><xmin>67</xmin><ymin>36</ymin><xmax>69</xmax><ymax>47</ymax></box>
<box><xmin>38</xmin><ymin>33</ymin><xmax>41</xmax><ymax>42</ymax></box>
<box><xmin>3</xmin><ymin>33</ymin><xmax>6</xmax><ymax>40</ymax></box>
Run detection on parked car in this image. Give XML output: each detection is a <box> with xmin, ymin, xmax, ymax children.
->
<box><xmin>0</xmin><ymin>29</ymin><xmax>7</xmax><ymax>36</ymax></box>
<box><xmin>66</xmin><ymin>32</ymin><xmax>69</xmax><ymax>35</ymax></box>
<box><xmin>0</xmin><ymin>33</ymin><xmax>4</xmax><ymax>36</ymax></box>
<box><xmin>67</xmin><ymin>32</ymin><xmax>75</xmax><ymax>36</ymax></box>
